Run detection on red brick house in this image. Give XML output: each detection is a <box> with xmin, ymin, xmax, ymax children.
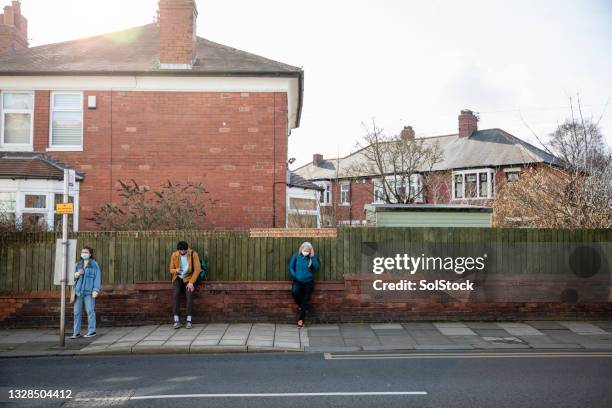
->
<box><xmin>0</xmin><ymin>0</ymin><xmax>303</xmax><ymax>230</ymax></box>
<box><xmin>294</xmin><ymin>110</ymin><xmax>561</xmax><ymax>226</ymax></box>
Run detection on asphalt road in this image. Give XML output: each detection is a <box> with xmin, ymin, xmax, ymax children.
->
<box><xmin>1</xmin><ymin>351</ymin><xmax>611</xmax><ymax>408</ymax></box>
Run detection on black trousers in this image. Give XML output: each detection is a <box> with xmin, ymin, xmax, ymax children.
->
<box><xmin>173</xmin><ymin>279</ymin><xmax>194</xmax><ymax>317</ymax></box>
<box><xmin>291</xmin><ymin>280</ymin><xmax>314</xmax><ymax>320</ymax></box>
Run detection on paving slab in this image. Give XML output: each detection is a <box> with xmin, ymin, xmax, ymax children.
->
<box><xmin>410</xmin><ymin>330</ymin><xmax>456</xmax><ymax>345</ymax></box>
<box><xmin>524</xmin><ymin>321</ymin><xmax>566</xmax><ymax>330</ymax></box>
<box><xmin>190</xmin><ymin>344</ymin><xmax>247</xmax><ymax>352</ymax></box>
<box><xmin>557</xmin><ymin>322</ymin><xmax>609</xmax><ymax>335</ymax></box>
<box><xmin>362</xmin><ymin>344</ymin><xmax>415</xmax><ymax>351</ymax></box>
<box><xmin>434</xmin><ymin>324</ymin><xmax>477</xmax><ymax>336</ymax></box>
<box><xmin>370</xmin><ymin>323</ymin><xmax>403</xmax><ymax>330</ymax></box>
<box><xmin>308</xmin><ymin>337</ymin><xmax>345</xmax><ymax>347</ymax></box>
<box><xmin>465</xmin><ymin>322</ymin><xmax>501</xmax><ymax>329</ymax></box>
<box><xmin>474</xmin><ymin>329</ymin><xmax>514</xmax><ymax>337</ymax></box>
<box><xmin>498</xmin><ymin>323</ymin><xmax>544</xmax><ymax>336</ymax></box>
<box><xmin>373</xmin><ymin>329</ymin><xmax>409</xmax><ymax>336</ymax></box>
<box><xmin>402</xmin><ymin>323</ymin><xmax>436</xmax><ymax>330</ymax></box>
<box><xmin>344</xmin><ymin>338</ymin><xmax>382</xmax><ymax>347</ymax></box>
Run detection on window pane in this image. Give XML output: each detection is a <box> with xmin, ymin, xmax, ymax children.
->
<box><xmin>52</xmin><ymin>111</ymin><xmax>82</xmax><ymax>145</ymax></box>
<box><xmin>454</xmin><ymin>175</ymin><xmax>463</xmax><ymax>198</ymax></box>
<box><xmin>25</xmin><ymin>194</ymin><xmax>46</xmax><ymax>209</ymax></box>
<box><xmin>465</xmin><ymin>173</ymin><xmax>477</xmax><ymax>198</ymax></box>
<box><xmin>0</xmin><ymin>192</ymin><xmax>16</xmax><ymax>211</ymax></box>
<box><xmin>479</xmin><ymin>173</ymin><xmax>488</xmax><ymax>198</ymax></box>
<box><xmin>507</xmin><ymin>172</ymin><xmax>519</xmax><ymax>182</ymax></box>
<box><xmin>3</xmin><ymin>92</ymin><xmax>33</xmax><ymax>110</ymax></box>
<box><xmin>53</xmin><ymin>93</ymin><xmax>81</xmax><ymax>109</ymax></box>
<box><xmin>22</xmin><ymin>213</ymin><xmax>46</xmax><ymax>228</ymax></box>
<box><xmin>3</xmin><ymin>113</ymin><xmax>31</xmax><ymax>144</ymax></box>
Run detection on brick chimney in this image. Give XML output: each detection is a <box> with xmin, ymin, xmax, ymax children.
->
<box><xmin>400</xmin><ymin>125</ymin><xmax>415</xmax><ymax>140</ymax></box>
<box><xmin>0</xmin><ymin>1</ymin><xmax>28</xmax><ymax>55</ymax></box>
<box><xmin>313</xmin><ymin>154</ymin><xmax>323</xmax><ymax>166</ymax></box>
<box><xmin>158</xmin><ymin>0</ymin><xmax>198</xmax><ymax>69</ymax></box>
<box><xmin>458</xmin><ymin>109</ymin><xmax>478</xmax><ymax>138</ymax></box>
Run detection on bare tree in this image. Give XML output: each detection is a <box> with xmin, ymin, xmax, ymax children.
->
<box><xmin>346</xmin><ymin>119</ymin><xmax>443</xmax><ymax>204</ymax></box>
<box><xmin>495</xmin><ymin>97</ymin><xmax>612</xmax><ymax>228</ymax></box>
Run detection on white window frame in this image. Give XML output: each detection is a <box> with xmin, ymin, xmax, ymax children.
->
<box><xmin>48</xmin><ymin>91</ymin><xmax>84</xmax><ymax>152</ymax></box>
<box><xmin>373</xmin><ymin>179</ymin><xmax>385</xmax><ymax>203</ymax></box>
<box><xmin>0</xmin><ymin>180</ymin><xmax>80</xmax><ymax>231</ymax></box>
<box><xmin>340</xmin><ymin>182</ymin><xmax>351</xmax><ymax>205</ymax></box>
<box><xmin>452</xmin><ymin>168</ymin><xmax>495</xmax><ymax>200</ymax></box>
<box><xmin>380</xmin><ymin>174</ymin><xmax>424</xmax><ymax>204</ymax></box>
<box><xmin>0</xmin><ymin>91</ymin><xmax>35</xmax><ymax>151</ymax></box>
<box><xmin>316</xmin><ymin>181</ymin><xmax>332</xmax><ymax>206</ymax></box>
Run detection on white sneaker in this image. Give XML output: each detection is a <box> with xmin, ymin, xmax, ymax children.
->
<box><xmin>84</xmin><ymin>332</ymin><xmax>96</xmax><ymax>338</ymax></box>
<box><xmin>173</xmin><ymin>321</ymin><xmax>181</xmax><ymax>329</ymax></box>
<box><xmin>69</xmin><ymin>333</ymin><xmax>81</xmax><ymax>339</ymax></box>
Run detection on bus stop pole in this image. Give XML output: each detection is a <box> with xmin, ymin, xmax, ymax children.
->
<box><xmin>59</xmin><ymin>169</ymin><xmax>69</xmax><ymax>347</ymax></box>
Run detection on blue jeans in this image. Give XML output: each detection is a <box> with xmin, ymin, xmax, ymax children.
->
<box><xmin>73</xmin><ymin>294</ymin><xmax>96</xmax><ymax>335</ymax></box>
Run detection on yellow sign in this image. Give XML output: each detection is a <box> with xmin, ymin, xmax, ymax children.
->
<box><xmin>55</xmin><ymin>203</ymin><xmax>74</xmax><ymax>214</ymax></box>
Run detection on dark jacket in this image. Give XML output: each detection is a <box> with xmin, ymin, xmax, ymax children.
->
<box><xmin>289</xmin><ymin>253</ymin><xmax>321</xmax><ymax>283</ymax></box>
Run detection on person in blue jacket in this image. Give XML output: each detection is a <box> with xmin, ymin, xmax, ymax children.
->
<box><xmin>289</xmin><ymin>241</ymin><xmax>320</xmax><ymax>328</ymax></box>
<box><xmin>70</xmin><ymin>246</ymin><xmax>101</xmax><ymax>339</ymax></box>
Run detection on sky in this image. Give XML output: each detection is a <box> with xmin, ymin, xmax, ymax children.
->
<box><xmin>19</xmin><ymin>0</ymin><xmax>612</xmax><ymax>168</ymax></box>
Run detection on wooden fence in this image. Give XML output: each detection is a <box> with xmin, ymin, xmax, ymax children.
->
<box><xmin>1</xmin><ymin>228</ymin><xmax>611</xmax><ymax>292</ymax></box>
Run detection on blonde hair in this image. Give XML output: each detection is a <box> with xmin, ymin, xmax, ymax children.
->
<box><xmin>299</xmin><ymin>241</ymin><xmax>314</xmax><ymax>268</ymax></box>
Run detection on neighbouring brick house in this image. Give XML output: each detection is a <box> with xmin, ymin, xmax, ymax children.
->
<box><xmin>0</xmin><ymin>0</ymin><xmax>303</xmax><ymax>231</ymax></box>
<box><xmin>294</xmin><ymin>109</ymin><xmax>562</xmax><ymax>226</ymax></box>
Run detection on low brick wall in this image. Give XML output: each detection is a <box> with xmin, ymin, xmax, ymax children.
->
<box><xmin>1</xmin><ymin>276</ymin><xmax>610</xmax><ymax>328</ymax></box>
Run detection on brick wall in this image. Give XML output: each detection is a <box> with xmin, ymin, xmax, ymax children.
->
<box><xmin>27</xmin><ymin>90</ymin><xmax>288</xmax><ymax>230</ymax></box>
<box><xmin>1</xmin><ymin>277</ymin><xmax>609</xmax><ymax>328</ymax></box>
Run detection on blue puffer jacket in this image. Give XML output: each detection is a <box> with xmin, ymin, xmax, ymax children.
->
<box><xmin>74</xmin><ymin>259</ymin><xmax>101</xmax><ymax>297</ymax></box>
<box><xmin>289</xmin><ymin>253</ymin><xmax>320</xmax><ymax>283</ymax></box>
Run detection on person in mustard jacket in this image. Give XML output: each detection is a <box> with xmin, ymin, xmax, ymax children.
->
<box><xmin>169</xmin><ymin>241</ymin><xmax>202</xmax><ymax>329</ymax></box>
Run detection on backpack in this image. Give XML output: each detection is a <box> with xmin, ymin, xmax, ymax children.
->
<box><xmin>191</xmin><ymin>251</ymin><xmax>207</xmax><ymax>284</ymax></box>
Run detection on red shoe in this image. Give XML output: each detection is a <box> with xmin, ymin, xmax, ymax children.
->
<box><xmin>297</xmin><ymin>320</ymin><xmax>303</xmax><ymax>328</ymax></box>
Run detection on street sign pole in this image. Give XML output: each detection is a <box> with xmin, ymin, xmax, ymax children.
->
<box><xmin>59</xmin><ymin>169</ymin><xmax>69</xmax><ymax>347</ymax></box>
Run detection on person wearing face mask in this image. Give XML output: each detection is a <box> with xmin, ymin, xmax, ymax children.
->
<box><xmin>70</xmin><ymin>246</ymin><xmax>101</xmax><ymax>339</ymax></box>
<box><xmin>289</xmin><ymin>241</ymin><xmax>321</xmax><ymax>328</ymax></box>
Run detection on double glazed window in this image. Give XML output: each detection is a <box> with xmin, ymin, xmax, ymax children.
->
<box><xmin>1</xmin><ymin>92</ymin><xmax>34</xmax><ymax>149</ymax></box>
<box><xmin>340</xmin><ymin>183</ymin><xmax>351</xmax><ymax>205</ymax></box>
<box><xmin>50</xmin><ymin>92</ymin><xmax>83</xmax><ymax>149</ymax></box>
<box><xmin>318</xmin><ymin>182</ymin><xmax>332</xmax><ymax>205</ymax></box>
<box><xmin>453</xmin><ymin>169</ymin><xmax>495</xmax><ymax>199</ymax></box>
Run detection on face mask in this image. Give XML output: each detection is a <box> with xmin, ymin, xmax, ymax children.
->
<box><xmin>301</xmin><ymin>251</ymin><xmax>310</xmax><ymax>257</ymax></box>
<box><xmin>81</xmin><ymin>253</ymin><xmax>90</xmax><ymax>260</ymax></box>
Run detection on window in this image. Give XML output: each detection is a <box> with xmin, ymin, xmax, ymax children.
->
<box><xmin>479</xmin><ymin>173</ymin><xmax>488</xmax><ymax>198</ymax></box>
<box><xmin>22</xmin><ymin>193</ymin><xmax>48</xmax><ymax>228</ymax></box>
<box><xmin>49</xmin><ymin>92</ymin><xmax>83</xmax><ymax>149</ymax></box>
<box><xmin>409</xmin><ymin>174</ymin><xmax>423</xmax><ymax>201</ymax></box>
<box><xmin>0</xmin><ymin>192</ymin><xmax>16</xmax><ymax>222</ymax></box>
<box><xmin>454</xmin><ymin>174</ymin><xmax>463</xmax><ymax>199</ymax></box>
<box><xmin>373</xmin><ymin>179</ymin><xmax>385</xmax><ymax>203</ymax></box>
<box><xmin>340</xmin><ymin>183</ymin><xmax>350</xmax><ymax>205</ymax></box>
<box><xmin>318</xmin><ymin>182</ymin><xmax>332</xmax><ymax>205</ymax></box>
<box><xmin>506</xmin><ymin>172</ymin><xmax>520</xmax><ymax>182</ymax></box>
<box><xmin>1</xmin><ymin>91</ymin><xmax>34</xmax><ymax>149</ymax></box>
<box><xmin>452</xmin><ymin>169</ymin><xmax>495</xmax><ymax>200</ymax></box>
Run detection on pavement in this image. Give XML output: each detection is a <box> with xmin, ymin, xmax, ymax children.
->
<box><xmin>1</xmin><ymin>321</ymin><xmax>612</xmax><ymax>358</ymax></box>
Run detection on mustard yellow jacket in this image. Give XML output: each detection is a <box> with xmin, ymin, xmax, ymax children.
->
<box><xmin>169</xmin><ymin>249</ymin><xmax>202</xmax><ymax>284</ymax></box>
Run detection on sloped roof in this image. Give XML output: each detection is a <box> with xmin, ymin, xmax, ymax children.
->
<box><xmin>0</xmin><ymin>152</ymin><xmax>85</xmax><ymax>181</ymax></box>
<box><xmin>287</xmin><ymin>172</ymin><xmax>323</xmax><ymax>191</ymax></box>
<box><xmin>0</xmin><ymin>23</ymin><xmax>302</xmax><ymax>75</ymax></box>
<box><xmin>294</xmin><ymin>128</ymin><xmax>562</xmax><ymax>180</ymax></box>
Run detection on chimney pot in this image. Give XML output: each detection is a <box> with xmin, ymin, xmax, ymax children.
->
<box><xmin>400</xmin><ymin>125</ymin><xmax>415</xmax><ymax>140</ymax></box>
<box><xmin>313</xmin><ymin>154</ymin><xmax>323</xmax><ymax>166</ymax></box>
<box><xmin>458</xmin><ymin>109</ymin><xmax>478</xmax><ymax>138</ymax></box>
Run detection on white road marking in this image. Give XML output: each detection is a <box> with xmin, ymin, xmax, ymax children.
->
<box><xmin>324</xmin><ymin>352</ymin><xmax>612</xmax><ymax>360</ymax></box>
<box><xmin>72</xmin><ymin>391</ymin><xmax>428</xmax><ymax>402</ymax></box>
